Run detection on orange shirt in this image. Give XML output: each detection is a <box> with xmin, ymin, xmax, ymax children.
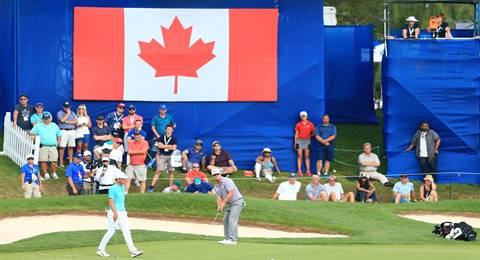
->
<box><xmin>295</xmin><ymin>120</ymin><xmax>315</xmax><ymax>139</ymax></box>
<box><xmin>122</xmin><ymin>114</ymin><xmax>143</xmax><ymax>133</ymax></box>
<box><xmin>185</xmin><ymin>170</ymin><xmax>208</xmax><ymax>181</ymax></box>
<box><xmin>128</xmin><ymin>139</ymin><xmax>149</xmax><ymax>165</ymax></box>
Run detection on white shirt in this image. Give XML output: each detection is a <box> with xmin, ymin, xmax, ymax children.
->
<box><xmin>419</xmin><ymin>132</ymin><xmax>428</xmax><ymax>157</ymax></box>
<box><xmin>95</xmin><ymin>166</ymin><xmax>119</xmax><ymax>190</ymax></box>
<box><xmin>276</xmin><ymin>181</ymin><xmax>301</xmax><ymax>201</ymax></box>
<box><xmin>323</xmin><ymin>182</ymin><xmax>344</xmax><ymax>200</ymax></box>
<box><xmin>110</xmin><ymin>146</ymin><xmax>124</xmax><ymax>164</ymax></box>
<box><xmin>76</xmin><ymin>115</ymin><xmax>90</xmax><ymax>135</ymax></box>
<box><xmin>358</xmin><ymin>152</ymin><xmax>380</xmax><ymax>172</ymax></box>
<box><xmin>162</xmin><ymin>187</ymin><xmax>181</xmax><ymax>193</ymax></box>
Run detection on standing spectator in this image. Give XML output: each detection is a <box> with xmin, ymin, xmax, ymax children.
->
<box><xmin>254</xmin><ymin>148</ymin><xmax>281</xmax><ymax>183</ymax></box>
<box><xmin>125</xmin><ymin>131</ymin><xmax>149</xmax><ymax>193</ymax></box>
<box><xmin>181</xmin><ymin>139</ymin><xmax>206</xmax><ymax>172</ymax></box>
<box><xmin>430</xmin><ymin>13</ymin><xmax>452</xmax><ymax>39</ymax></box>
<box><xmin>207</xmin><ymin>141</ymin><xmax>238</xmax><ymax>175</ymax></box>
<box><xmin>57</xmin><ymin>101</ymin><xmax>78</xmax><ymax>165</ymax></box>
<box><xmin>13</xmin><ymin>94</ymin><xmax>34</xmax><ymax>131</ymax></box>
<box><xmin>305</xmin><ymin>174</ymin><xmax>327</xmax><ymax>201</ymax></box>
<box><xmin>315</xmin><ymin>114</ymin><xmax>336</xmax><ymax>177</ymax></box>
<box><xmin>75</xmin><ymin>104</ymin><xmax>92</xmax><ymax>154</ymax></box>
<box><xmin>104</xmin><ymin>103</ymin><xmax>125</xmax><ymax>137</ymax></box>
<box><xmin>272</xmin><ymin>173</ymin><xmax>301</xmax><ymax>201</ymax></box>
<box><xmin>185</xmin><ymin>163</ymin><xmax>209</xmax><ymax>185</ymax></box>
<box><xmin>419</xmin><ymin>175</ymin><xmax>439</xmax><ymax>202</ymax></box>
<box><xmin>402</xmin><ymin>16</ymin><xmax>420</xmax><ymax>39</ymax></box>
<box><xmin>294</xmin><ymin>111</ymin><xmax>315</xmax><ymax>177</ymax></box>
<box><xmin>405</xmin><ymin>121</ymin><xmax>441</xmax><ymax>175</ymax></box>
<box><xmin>126</xmin><ymin>119</ymin><xmax>147</xmax><ymax>140</ymax></box>
<box><xmin>20</xmin><ymin>154</ymin><xmax>43</xmax><ymax>198</ymax></box>
<box><xmin>358</xmin><ymin>143</ymin><xmax>392</xmax><ymax>187</ymax></box>
<box><xmin>95</xmin><ymin>157</ymin><xmax>119</xmax><ymax>194</ymax></box>
<box><xmin>324</xmin><ymin>176</ymin><xmax>355</xmax><ymax>203</ymax></box>
<box><xmin>65</xmin><ymin>153</ymin><xmax>86</xmax><ymax>196</ymax></box>
<box><xmin>30</xmin><ymin>112</ymin><xmax>61</xmax><ymax>180</ymax></box>
<box><xmin>162</xmin><ymin>181</ymin><xmax>182</xmax><ymax>193</ymax></box>
<box><xmin>149</xmin><ymin>125</ymin><xmax>177</xmax><ymax>192</ymax></box>
<box><xmin>393</xmin><ymin>175</ymin><xmax>416</xmax><ymax>204</ymax></box>
<box><xmin>110</xmin><ymin>138</ymin><xmax>124</xmax><ymax>169</ymax></box>
<box><xmin>186</xmin><ymin>177</ymin><xmax>214</xmax><ymax>194</ymax></box>
<box><xmin>91</xmin><ymin>115</ymin><xmax>113</xmax><ymax>158</ymax></box>
<box><xmin>151</xmin><ymin>104</ymin><xmax>176</xmax><ymax>138</ymax></box>
<box><xmin>122</xmin><ymin>105</ymin><xmax>143</xmax><ymax>150</ymax></box>
<box><xmin>30</xmin><ymin>103</ymin><xmax>45</xmax><ymax>126</ymax></box>
<box><xmin>356</xmin><ymin>174</ymin><xmax>377</xmax><ymax>203</ymax></box>
<box><xmin>80</xmin><ymin>150</ymin><xmax>96</xmax><ymax>195</ymax></box>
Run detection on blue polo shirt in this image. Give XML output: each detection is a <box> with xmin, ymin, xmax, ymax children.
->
<box><xmin>151</xmin><ymin>114</ymin><xmax>175</xmax><ymax>135</ymax></box>
<box><xmin>56</xmin><ymin>110</ymin><xmax>77</xmax><ymax>130</ymax></box>
<box><xmin>314</xmin><ymin>124</ymin><xmax>337</xmax><ymax>145</ymax></box>
<box><xmin>30</xmin><ymin>122</ymin><xmax>62</xmax><ymax>146</ymax></box>
<box><xmin>108</xmin><ymin>184</ymin><xmax>126</xmax><ymax>211</ymax></box>
<box><xmin>66</xmin><ymin>162</ymin><xmax>85</xmax><ymax>184</ymax></box>
<box><xmin>127</xmin><ymin>129</ymin><xmax>147</xmax><ymax>139</ymax></box>
<box><xmin>185</xmin><ymin>147</ymin><xmax>206</xmax><ymax>164</ymax></box>
<box><xmin>20</xmin><ymin>163</ymin><xmax>40</xmax><ymax>185</ymax></box>
<box><xmin>186</xmin><ymin>182</ymin><xmax>213</xmax><ymax>194</ymax></box>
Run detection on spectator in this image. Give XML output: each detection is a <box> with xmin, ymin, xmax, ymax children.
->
<box><xmin>315</xmin><ymin>114</ymin><xmax>336</xmax><ymax>177</ymax></box>
<box><xmin>20</xmin><ymin>154</ymin><xmax>43</xmax><ymax>199</ymax></box>
<box><xmin>110</xmin><ymin>138</ymin><xmax>124</xmax><ymax>169</ymax></box>
<box><xmin>207</xmin><ymin>141</ymin><xmax>238</xmax><ymax>175</ymax></box>
<box><xmin>324</xmin><ymin>176</ymin><xmax>355</xmax><ymax>203</ymax></box>
<box><xmin>122</xmin><ymin>105</ymin><xmax>143</xmax><ymax>150</ymax></box>
<box><xmin>419</xmin><ymin>175</ymin><xmax>439</xmax><ymax>202</ymax></box>
<box><xmin>356</xmin><ymin>174</ymin><xmax>377</xmax><ymax>203</ymax></box>
<box><xmin>162</xmin><ymin>180</ymin><xmax>182</xmax><ymax>193</ymax></box>
<box><xmin>358</xmin><ymin>143</ymin><xmax>392</xmax><ymax>187</ymax></box>
<box><xmin>91</xmin><ymin>115</ymin><xmax>113</xmax><ymax>158</ymax></box>
<box><xmin>75</xmin><ymin>104</ymin><xmax>92</xmax><ymax>154</ymax></box>
<box><xmin>402</xmin><ymin>16</ymin><xmax>420</xmax><ymax>39</ymax></box>
<box><xmin>186</xmin><ymin>177</ymin><xmax>214</xmax><ymax>194</ymax></box>
<box><xmin>127</xmin><ymin>119</ymin><xmax>147</xmax><ymax>140</ymax></box>
<box><xmin>254</xmin><ymin>148</ymin><xmax>281</xmax><ymax>183</ymax></box>
<box><xmin>105</xmin><ymin>103</ymin><xmax>125</xmax><ymax>137</ymax></box>
<box><xmin>66</xmin><ymin>153</ymin><xmax>87</xmax><ymax>196</ymax></box>
<box><xmin>185</xmin><ymin>163</ymin><xmax>209</xmax><ymax>185</ymax></box>
<box><xmin>57</xmin><ymin>101</ymin><xmax>78</xmax><ymax>165</ymax></box>
<box><xmin>148</xmin><ymin>124</ymin><xmax>177</xmax><ymax>192</ymax></box>
<box><xmin>405</xmin><ymin>121</ymin><xmax>441</xmax><ymax>176</ymax></box>
<box><xmin>13</xmin><ymin>94</ymin><xmax>34</xmax><ymax>131</ymax></box>
<box><xmin>125</xmin><ymin>131</ymin><xmax>149</xmax><ymax>193</ymax></box>
<box><xmin>181</xmin><ymin>139</ymin><xmax>206</xmax><ymax>172</ymax></box>
<box><xmin>393</xmin><ymin>175</ymin><xmax>416</xmax><ymax>203</ymax></box>
<box><xmin>430</xmin><ymin>13</ymin><xmax>452</xmax><ymax>39</ymax></box>
<box><xmin>305</xmin><ymin>174</ymin><xmax>327</xmax><ymax>201</ymax></box>
<box><xmin>272</xmin><ymin>173</ymin><xmax>301</xmax><ymax>201</ymax></box>
<box><xmin>95</xmin><ymin>157</ymin><xmax>119</xmax><ymax>194</ymax></box>
<box><xmin>30</xmin><ymin>112</ymin><xmax>61</xmax><ymax>180</ymax></box>
<box><xmin>30</xmin><ymin>103</ymin><xmax>45</xmax><ymax>126</ymax></box>
<box><xmin>294</xmin><ymin>111</ymin><xmax>315</xmax><ymax>176</ymax></box>
<box><xmin>80</xmin><ymin>150</ymin><xmax>96</xmax><ymax>195</ymax></box>
<box><xmin>151</xmin><ymin>104</ymin><xmax>176</xmax><ymax>138</ymax></box>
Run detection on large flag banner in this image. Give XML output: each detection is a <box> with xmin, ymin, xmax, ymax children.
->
<box><xmin>73</xmin><ymin>7</ymin><xmax>278</xmax><ymax>102</ymax></box>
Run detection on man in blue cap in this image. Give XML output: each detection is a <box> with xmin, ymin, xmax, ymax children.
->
<box><xmin>20</xmin><ymin>154</ymin><xmax>43</xmax><ymax>198</ymax></box>
<box><xmin>66</xmin><ymin>153</ymin><xmax>87</xmax><ymax>195</ymax></box>
<box><xmin>151</xmin><ymin>104</ymin><xmax>176</xmax><ymax>139</ymax></box>
<box><xmin>186</xmin><ymin>177</ymin><xmax>213</xmax><ymax>194</ymax></box>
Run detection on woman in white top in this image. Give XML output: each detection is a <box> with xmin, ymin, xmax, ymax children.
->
<box><xmin>75</xmin><ymin>104</ymin><xmax>92</xmax><ymax>154</ymax></box>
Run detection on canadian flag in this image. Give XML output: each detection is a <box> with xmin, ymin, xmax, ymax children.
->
<box><xmin>73</xmin><ymin>7</ymin><xmax>278</xmax><ymax>102</ymax></box>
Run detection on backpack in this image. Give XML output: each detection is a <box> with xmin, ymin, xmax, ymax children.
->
<box><xmin>433</xmin><ymin>221</ymin><xmax>477</xmax><ymax>241</ymax></box>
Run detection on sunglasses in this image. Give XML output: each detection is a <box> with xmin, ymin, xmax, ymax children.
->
<box><xmin>128</xmin><ymin>108</ymin><xmax>136</xmax><ymax>111</ymax></box>
<box><xmin>27</xmin><ymin>158</ymin><xmax>34</xmax><ymax>160</ymax></box>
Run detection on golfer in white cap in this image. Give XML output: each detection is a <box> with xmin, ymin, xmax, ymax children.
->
<box><xmin>403</xmin><ymin>16</ymin><xmax>420</xmax><ymax>39</ymax></box>
<box><xmin>97</xmin><ymin>171</ymin><xmax>143</xmax><ymax>258</ymax></box>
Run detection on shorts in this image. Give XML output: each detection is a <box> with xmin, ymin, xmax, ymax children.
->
<box><xmin>400</xmin><ymin>197</ymin><xmax>410</xmax><ymax>203</ymax></box>
<box><xmin>318</xmin><ymin>145</ymin><xmax>334</xmax><ymax>161</ymax></box>
<box><xmin>295</xmin><ymin>138</ymin><xmax>311</xmax><ymax>150</ymax></box>
<box><xmin>76</xmin><ymin>134</ymin><xmax>91</xmax><ymax>144</ymax></box>
<box><xmin>156</xmin><ymin>154</ymin><xmax>175</xmax><ymax>172</ymax></box>
<box><xmin>60</xmin><ymin>130</ymin><xmax>76</xmax><ymax>148</ymax></box>
<box><xmin>24</xmin><ymin>183</ymin><xmax>41</xmax><ymax>198</ymax></box>
<box><xmin>39</xmin><ymin>146</ymin><xmax>58</xmax><ymax>162</ymax></box>
<box><xmin>126</xmin><ymin>164</ymin><xmax>147</xmax><ymax>181</ymax></box>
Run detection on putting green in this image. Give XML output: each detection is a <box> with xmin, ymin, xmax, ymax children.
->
<box><xmin>1</xmin><ymin>240</ymin><xmax>479</xmax><ymax>260</ymax></box>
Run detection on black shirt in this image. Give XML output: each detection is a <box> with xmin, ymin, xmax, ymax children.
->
<box><xmin>14</xmin><ymin>104</ymin><xmax>34</xmax><ymax>130</ymax></box>
<box><xmin>403</xmin><ymin>23</ymin><xmax>420</xmax><ymax>39</ymax></box>
<box><xmin>434</xmin><ymin>22</ymin><xmax>449</xmax><ymax>38</ymax></box>
<box><xmin>157</xmin><ymin>134</ymin><xmax>177</xmax><ymax>156</ymax></box>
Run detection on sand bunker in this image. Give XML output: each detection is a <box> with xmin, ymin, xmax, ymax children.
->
<box><xmin>400</xmin><ymin>213</ymin><xmax>480</xmax><ymax>228</ymax></box>
<box><xmin>0</xmin><ymin>214</ymin><xmax>346</xmax><ymax>244</ymax></box>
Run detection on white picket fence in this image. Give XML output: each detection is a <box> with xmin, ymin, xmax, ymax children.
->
<box><xmin>1</xmin><ymin>112</ymin><xmax>40</xmax><ymax>166</ymax></box>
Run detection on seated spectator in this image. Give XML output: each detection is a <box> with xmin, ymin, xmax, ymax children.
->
<box><xmin>393</xmin><ymin>175</ymin><xmax>416</xmax><ymax>204</ymax></box>
<box><xmin>305</xmin><ymin>174</ymin><xmax>327</xmax><ymax>201</ymax></box>
<box><xmin>181</xmin><ymin>139</ymin><xmax>206</xmax><ymax>172</ymax></box>
<box><xmin>127</xmin><ymin>119</ymin><xmax>147</xmax><ymax>141</ymax></box>
<box><xmin>402</xmin><ymin>16</ymin><xmax>420</xmax><ymax>39</ymax></box>
<box><xmin>419</xmin><ymin>175</ymin><xmax>439</xmax><ymax>202</ymax></box>
<box><xmin>20</xmin><ymin>154</ymin><xmax>42</xmax><ymax>199</ymax></box>
<box><xmin>75</xmin><ymin>104</ymin><xmax>92</xmax><ymax>154</ymax></box>
<box><xmin>254</xmin><ymin>148</ymin><xmax>281</xmax><ymax>183</ymax></box>
<box><xmin>429</xmin><ymin>13</ymin><xmax>451</xmax><ymax>39</ymax></box>
<box><xmin>125</xmin><ymin>131</ymin><xmax>149</xmax><ymax>193</ymax></box>
<box><xmin>13</xmin><ymin>94</ymin><xmax>34</xmax><ymax>131</ymax></box>
<box><xmin>185</xmin><ymin>178</ymin><xmax>214</xmax><ymax>194</ymax></box>
<box><xmin>207</xmin><ymin>141</ymin><xmax>237</xmax><ymax>175</ymax></box>
<box><xmin>358</xmin><ymin>143</ymin><xmax>392</xmax><ymax>187</ymax></box>
<box><xmin>162</xmin><ymin>181</ymin><xmax>182</xmax><ymax>193</ymax></box>
<box><xmin>272</xmin><ymin>173</ymin><xmax>301</xmax><ymax>201</ymax></box>
<box><xmin>80</xmin><ymin>150</ymin><xmax>96</xmax><ymax>195</ymax></box>
<box><xmin>109</xmin><ymin>137</ymin><xmax>124</xmax><ymax>169</ymax></box>
<box><xmin>324</xmin><ymin>176</ymin><xmax>355</xmax><ymax>203</ymax></box>
<box><xmin>91</xmin><ymin>115</ymin><xmax>113</xmax><ymax>158</ymax></box>
<box><xmin>65</xmin><ymin>153</ymin><xmax>87</xmax><ymax>196</ymax></box>
<box><xmin>57</xmin><ymin>101</ymin><xmax>78</xmax><ymax>165</ymax></box>
<box><xmin>185</xmin><ymin>163</ymin><xmax>208</xmax><ymax>185</ymax></box>
<box><xmin>149</xmin><ymin>124</ymin><xmax>177</xmax><ymax>192</ymax></box>
<box><xmin>95</xmin><ymin>157</ymin><xmax>119</xmax><ymax>194</ymax></box>
<box><xmin>356</xmin><ymin>174</ymin><xmax>377</xmax><ymax>203</ymax></box>
<box><xmin>30</xmin><ymin>103</ymin><xmax>45</xmax><ymax>126</ymax></box>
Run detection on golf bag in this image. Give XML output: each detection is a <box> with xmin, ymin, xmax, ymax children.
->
<box><xmin>432</xmin><ymin>221</ymin><xmax>477</xmax><ymax>241</ymax></box>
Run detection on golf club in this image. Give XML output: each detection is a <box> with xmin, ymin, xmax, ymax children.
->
<box><xmin>212</xmin><ymin>209</ymin><xmax>221</xmax><ymax>225</ymax></box>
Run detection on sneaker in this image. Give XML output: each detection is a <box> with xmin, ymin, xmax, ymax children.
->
<box><xmin>131</xmin><ymin>250</ymin><xmax>143</xmax><ymax>258</ymax></box>
<box><xmin>181</xmin><ymin>167</ymin><xmax>188</xmax><ymax>174</ymax></box>
<box><xmin>384</xmin><ymin>182</ymin><xmax>393</xmax><ymax>187</ymax></box>
<box><xmin>134</xmin><ymin>179</ymin><xmax>140</xmax><ymax>187</ymax></box>
<box><xmin>218</xmin><ymin>239</ymin><xmax>228</xmax><ymax>244</ymax></box>
<box><xmin>222</xmin><ymin>240</ymin><xmax>237</xmax><ymax>245</ymax></box>
<box><xmin>297</xmin><ymin>171</ymin><xmax>303</xmax><ymax>177</ymax></box>
<box><xmin>306</xmin><ymin>171</ymin><xmax>312</xmax><ymax>177</ymax></box>
<box><xmin>271</xmin><ymin>176</ymin><xmax>277</xmax><ymax>183</ymax></box>
<box><xmin>52</xmin><ymin>172</ymin><xmax>59</xmax><ymax>180</ymax></box>
<box><xmin>147</xmin><ymin>186</ymin><xmax>154</xmax><ymax>193</ymax></box>
<box><xmin>44</xmin><ymin>173</ymin><xmax>51</xmax><ymax>181</ymax></box>
<box><xmin>96</xmin><ymin>250</ymin><xmax>110</xmax><ymax>257</ymax></box>
<box><xmin>323</xmin><ymin>172</ymin><xmax>329</xmax><ymax>178</ymax></box>
<box><xmin>256</xmin><ymin>177</ymin><xmax>261</xmax><ymax>182</ymax></box>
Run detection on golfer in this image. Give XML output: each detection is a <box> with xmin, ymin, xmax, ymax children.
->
<box><xmin>97</xmin><ymin>171</ymin><xmax>143</xmax><ymax>258</ymax></box>
<box><xmin>212</xmin><ymin>168</ymin><xmax>245</xmax><ymax>245</ymax></box>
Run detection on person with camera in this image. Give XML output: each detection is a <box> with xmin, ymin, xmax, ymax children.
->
<box><xmin>20</xmin><ymin>154</ymin><xmax>43</xmax><ymax>199</ymax></box>
<box><xmin>104</xmin><ymin>103</ymin><xmax>126</xmax><ymax>138</ymax></box>
<box><xmin>80</xmin><ymin>150</ymin><xmax>97</xmax><ymax>195</ymax></box>
<box><xmin>95</xmin><ymin>157</ymin><xmax>119</xmax><ymax>194</ymax></box>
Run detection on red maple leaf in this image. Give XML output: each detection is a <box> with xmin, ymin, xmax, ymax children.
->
<box><xmin>138</xmin><ymin>16</ymin><xmax>216</xmax><ymax>95</ymax></box>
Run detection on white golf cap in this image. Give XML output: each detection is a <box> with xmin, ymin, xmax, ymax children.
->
<box><xmin>83</xmin><ymin>150</ymin><xmax>92</xmax><ymax>157</ymax></box>
<box><xmin>262</xmin><ymin>147</ymin><xmax>272</xmax><ymax>153</ymax></box>
<box><xmin>26</xmin><ymin>154</ymin><xmax>34</xmax><ymax>159</ymax></box>
<box><xmin>211</xmin><ymin>167</ymin><xmax>225</xmax><ymax>176</ymax></box>
<box><xmin>299</xmin><ymin>111</ymin><xmax>308</xmax><ymax>117</ymax></box>
<box><xmin>115</xmin><ymin>171</ymin><xmax>128</xmax><ymax>179</ymax></box>
<box><xmin>101</xmin><ymin>157</ymin><xmax>110</xmax><ymax>162</ymax></box>
<box><xmin>406</xmin><ymin>16</ymin><xmax>418</xmax><ymax>22</ymax></box>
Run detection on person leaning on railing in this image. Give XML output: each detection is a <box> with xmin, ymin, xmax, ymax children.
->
<box><xmin>402</xmin><ymin>16</ymin><xmax>420</xmax><ymax>39</ymax></box>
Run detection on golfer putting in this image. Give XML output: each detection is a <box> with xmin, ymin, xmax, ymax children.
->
<box><xmin>97</xmin><ymin>171</ymin><xmax>143</xmax><ymax>258</ymax></box>
<box><xmin>212</xmin><ymin>168</ymin><xmax>245</xmax><ymax>245</ymax></box>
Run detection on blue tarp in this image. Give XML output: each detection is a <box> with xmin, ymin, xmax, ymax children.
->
<box><xmin>0</xmin><ymin>0</ymin><xmax>325</xmax><ymax>172</ymax></box>
<box><xmin>325</xmin><ymin>25</ymin><xmax>377</xmax><ymax>124</ymax></box>
<box><xmin>383</xmin><ymin>40</ymin><xmax>480</xmax><ymax>184</ymax></box>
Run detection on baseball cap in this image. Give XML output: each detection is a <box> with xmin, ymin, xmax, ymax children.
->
<box><xmin>288</xmin><ymin>172</ymin><xmax>297</xmax><ymax>178</ymax></box>
<box><xmin>96</xmin><ymin>115</ymin><xmax>104</xmax><ymax>120</ymax></box>
<box><xmin>26</xmin><ymin>154</ymin><xmax>35</xmax><ymax>160</ymax></box>
<box><xmin>42</xmin><ymin>112</ymin><xmax>51</xmax><ymax>120</ymax></box>
<box><xmin>133</xmin><ymin>130</ymin><xmax>141</xmax><ymax>135</ymax></box>
<box><xmin>299</xmin><ymin>111</ymin><xmax>308</xmax><ymax>117</ymax></box>
<box><xmin>262</xmin><ymin>147</ymin><xmax>272</xmax><ymax>153</ymax></box>
<box><xmin>74</xmin><ymin>153</ymin><xmax>83</xmax><ymax>159</ymax></box>
<box><xmin>102</xmin><ymin>157</ymin><xmax>110</xmax><ymax>162</ymax></box>
<box><xmin>424</xmin><ymin>175</ymin><xmax>434</xmax><ymax>182</ymax></box>
<box><xmin>194</xmin><ymin>177</ymin><xmax>202</xmax><ymax>185</ymax></box>
<box><xmin>83</xmin><ymin>150</ymin><xmax>92</xmax><ymax>157</ymax></box>
<box><xmin>212</xmin><ymin>140</ymin><xmax>221</xmax><ymax>146</ymax></box>
<box><xmin>400</xmin><ymin>174</ymin><xmax>409</xmax><ymax>178</ymax></box>
<box><xmin>195</xmin><ymin>139</ymin><xmax>203</xmax><ymax>145</ymax></box>
<box><xmin>117</xmin><ymin>103</ymin><xmax>125</xmax><ymax>108</ymax></box>
<box><xmin>63</xmin><ymin>101</ymin><xmax>71</xmax><ymax>107</ymax></box>
<box><xmin>35</xmin><ymin>102</ymin><xmax>44</xmax><ymax>107</ymax></box>
<box><xmin>115</xmin><ymin>171</ymin><xmax>128</xmax><ymax>179</ymax></box>
<box><xmin>159</xmin><ymin>104</ymin><xmax>167</xmax><ymax>110</ymax></box>
<box><xmin>114</xmin><ymin>137</ymin><xmax>123</xmax><ymax>143</ymax></box>
<box><xmin>211</xmin><ymin>167</ymin><xmax>224</xmax><ymax>176</ymax></box>
<box><xmin>174</xmin><ymin>180</ymin><xmax>182</xmax><ymax>188</ymax></box>
<box><xmin>128</xmin><ymin>105</ymin><xmax>136</xmax><ymax>110</ymax></box>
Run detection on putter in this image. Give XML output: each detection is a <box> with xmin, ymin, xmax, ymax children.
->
<box><xmin>212</xmin><ymin>210</ymin><xmax>221</xmax><ymax>225</ymax></box>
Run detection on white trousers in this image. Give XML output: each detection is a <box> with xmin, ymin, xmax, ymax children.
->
<box><xmin>360</xmin><ymin>171</ymin><xmax>388</xmax><ymax>184</ymax></box>
<box><xmin>98</xmin><ymin>210</ymin><xmax>137</xmax><ymax>253</ymax></box>
<box><xmin>254</xmin><ymin>163</ymin><xmax>274</xmax><ymax>182</ymax></box>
